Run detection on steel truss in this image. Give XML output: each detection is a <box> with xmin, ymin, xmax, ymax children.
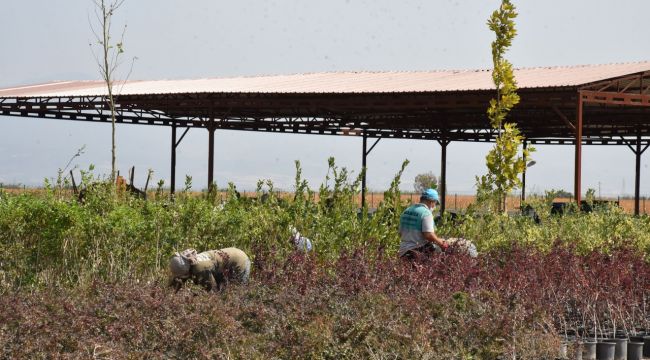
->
<box><xmin>3</xmin><ymin>75</ymin><xmax>650</xmax><ymax>207</ymax></box>
<box><xmin>571</xmin><ymin>70</ymin><xmax>650</xmax><ymax>212</ymax></box>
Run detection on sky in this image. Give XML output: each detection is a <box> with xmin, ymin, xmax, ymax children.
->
<box><xmin>1</xmin><ymin>0</ymin><xmax>649</xmax><ymax>196</ymax></box>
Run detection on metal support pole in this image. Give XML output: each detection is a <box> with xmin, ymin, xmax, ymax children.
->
<box><xmin>574</xmin><ymin>95</ymin><xmax>583</xmax><ymax>206</ymax></box>
<box><xmin>635</xmin><ymin>134</ymin><xmax>641</xmax><ymax>215</ymax></box>
<box><xmin>207</xmin><ymin>126</ymin><xmax>215</xmax><ymax>191</ymax></box>
<box><xmin>521</xmin><ymin>140</ymin><xmax>527</xmax><ymax>203</ymax></box>
<box><xmin>439</xmin><ymin>140</ymin><xmax>448</xmax><ymax>214</ymax></box>
<box><xmin>170</xmin><ymin>122</ymin><xmax>177</xmax><ymax>195</ymax></box>
<box><xmin>361</xmin><ymin>132</ymin><xmax>367</xmax><ymax>208</ymax></box>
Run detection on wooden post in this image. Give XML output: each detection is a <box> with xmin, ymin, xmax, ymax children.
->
<box><xmin>69</xmin><ymin>170</ymin><xmax>78</xmax><ymax>194</ymax></box>
<box><xmin>144</xmin><ymin>170</ymin><xmax>152</xmax><ymax>200</ymax></box>
<box><xmin>129</xmin><ymin>166</ymin><xmax>135</xmax><ymax>186</ymax></box>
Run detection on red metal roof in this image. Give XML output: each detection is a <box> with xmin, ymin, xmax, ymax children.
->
<box><xmin>1</xmin><ymin>62</ymin><xmax>649</xmax><ymax>97</ymax></box>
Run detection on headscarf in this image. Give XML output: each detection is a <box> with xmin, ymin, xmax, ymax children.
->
<box><xmin>169</xmin><ymin>248</ymin><xmax>201</xmax><ymax>279</ymax></box>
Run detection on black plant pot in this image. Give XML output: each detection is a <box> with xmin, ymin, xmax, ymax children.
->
<box><xmin>596</xmin><ymin>341</ymin><xmax>615</xmax><ymax>360</ymax></box>
<box><xmin>582</xmin><ymin>340</ymin><xmax>597</xmax><ymax>360</ymax></box>
<box><xmin>627</xmin><ymin>342</ymin><xmax>643</xmax><ymax>360</ymax></box>
<box><xmin>604</xmin><ymin>338</ymin><xmax>627</xmax><ymax>360</ymax></box>
<box><xmin>643</xmin><ymin>336</ymin><xmax>650</xmax><ymax>357</ymax></box>
<box><xmin>629</xmin><ymin>335</ymin><xmax>645</xmax><ymax>343</ymax></box>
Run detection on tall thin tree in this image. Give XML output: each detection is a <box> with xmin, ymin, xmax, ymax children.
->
<box><xmin>90</xmin><ymin>0</ymin><xmax>128</xmax><ymax>183</ymax></box>
<box><xmin>476</xmin><ymin>0</ymin><xmax>534</xmax><ymax>212</ymax></box>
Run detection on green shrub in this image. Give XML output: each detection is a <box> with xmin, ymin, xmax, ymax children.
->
<box><xmin>2</xmin><ymin>158</ymin><xmax>650</xmax><ymax>289</ymax></box>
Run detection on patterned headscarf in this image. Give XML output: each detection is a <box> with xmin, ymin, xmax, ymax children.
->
<box><xmin>169</xmin><ymin>248</ymin><xmax>201</xmax><ymax>279</ymax></box>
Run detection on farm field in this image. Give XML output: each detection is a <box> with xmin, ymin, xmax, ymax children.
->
<box><xmin>2</xmin><ymin>167</ymin><xmax>650</xmax><ymax>358</ymax></box>
<box><xmin>3</xmin><ymin>0</ymin><xmax>650</xmax><ymax>357</ymax></box>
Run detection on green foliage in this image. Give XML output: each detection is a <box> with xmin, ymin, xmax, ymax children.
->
<box><xmin>363</xmin><ymin>159</ymin><xmax>410</xmax><ymax>251</ymax></box>
<box><xmin>585</xmin><ymin>187</ymin><xmax>596</xmax><ymax>207</ymax></box>
<box><xmin>476</xmin><ymin>123</ymin><xmax>530</xmax><ymax>209</ymax></box>
<box><xmin>442</xmin><ymin>199</ymin><xmax>650</xmax><ymax>256</ymax></box>
<box><xmin>478</xmin><ymin>0</ymin><xmax>535</xmax><ymax>212</ymax></box>
<box><xmin>486</xmin><ymin>0</ymin><xmax>519</xmax><ymax>130</ymax></box>
<box><xmin>183</xmin><ymin>175</ymin><xmax>192</xmax><ymax>192</ymax></box>
<box><xmin>413</xmin><ymin>171</ymin><xmax>438</xmax><ymax>193</ymax></box>
<box><xmin>4</xmin><ymin>158</ymin><xmax>650</xmax><ymax>290</ymax></box>
<box><xmin>0</xmin><ymin>159</ymin><xmax>409</xmax><ymax>288</ymax></box>
<box><xmin>553</xmin><ymin>189</ymin><xmax>573</xmax><ymax>198</ymax></box>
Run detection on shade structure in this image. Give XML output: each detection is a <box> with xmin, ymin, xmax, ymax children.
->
<box><xmin>2</xmin><ymin>62</ymin><xmax>650</xmax><ymax>211</ymax></box>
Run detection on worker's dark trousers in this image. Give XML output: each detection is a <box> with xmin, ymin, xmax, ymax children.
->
<box><xmin>400</xmin><ymin>243</ymin><xmax>440</xmax><ymax>261</ymax></box>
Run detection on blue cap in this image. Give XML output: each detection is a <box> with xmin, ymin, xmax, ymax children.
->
<box><xmin>421</xmin><ymin>188</ymin><xmax>440</xmax><ymax>203</ymax></box>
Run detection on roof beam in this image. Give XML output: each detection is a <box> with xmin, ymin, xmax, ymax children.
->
<box><xmin>551</xmin><ymin>105</ymin><xmax>575</xmax><ymax>130</ymax></box>
<box><xmin>580</xmin><ymin>90</ymin><xmax>650</xmax><ymax>107</ymax></box>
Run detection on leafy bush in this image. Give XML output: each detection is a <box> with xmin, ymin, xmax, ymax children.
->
<box><xmin>3</xmin><ymin>159</ymin><xmax>650</xmax><ymax>358</ymax></box>
<box><xmin>2</xmin><ymin>247</ymin><xmax>649</xmax><ymax>359</ymax></box>
<box><xmin>2</xmin><ymin>159</ymin><xmax>650</xmax><ymax>289</ymax></box>
<box><xmin>0</xmin><ymin>158</ymin><xmax>403</xmax><ymax>287</ymax></box>
<box><xmin>444</xmin><ymin>201</ymin><xmax>650</xmax><ymax>255</ymax></box>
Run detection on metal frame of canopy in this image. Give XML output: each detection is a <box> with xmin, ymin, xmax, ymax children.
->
<box><xmin>2</xmin><ymin>66</ymin><xmax>650</xmax><ymax>213</ymax></box>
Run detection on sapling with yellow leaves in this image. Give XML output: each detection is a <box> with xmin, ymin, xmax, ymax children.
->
<box><xmin>476</xmin><ymin>0</ymin><xmax>535</xmax><ymax>213</ymax></box>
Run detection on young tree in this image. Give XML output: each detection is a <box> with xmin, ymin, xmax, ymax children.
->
<box><xmin>476</xmin><ymin>0</ymin><xmax>534</xmax><ymax>212</ymax></box>
<box><xmin>90</xmin><ymin>0</ymin><xmax>128</xmax><ymax>183</ymax></box>
<box><xmin>413</xmin><ymin>172</ymin><xmax>439</xmax><ymax>193</ymax></box>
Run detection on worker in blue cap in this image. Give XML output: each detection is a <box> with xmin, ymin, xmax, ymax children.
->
<box><xmin>398</xmin><ymin>188</ymin><xmax>449</xmax><ymax>259</ymax></box>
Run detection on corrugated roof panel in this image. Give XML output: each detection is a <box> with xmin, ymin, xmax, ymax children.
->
<box><xmin>0</xmin><ymin>62</ymin><xmax>649</xmax><ymax>97</ymax></box>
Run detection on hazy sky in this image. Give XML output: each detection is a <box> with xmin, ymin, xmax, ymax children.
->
<box><xmin>1</xmin><ymin>0</ymin><xmax>649</xmax><ymax>196</ymax></box>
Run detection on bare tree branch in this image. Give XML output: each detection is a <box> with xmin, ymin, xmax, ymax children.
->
<box><xmin>89</xmin><ymin>0</ymin><xmax>131</xmax><ymax>183</ymax></box>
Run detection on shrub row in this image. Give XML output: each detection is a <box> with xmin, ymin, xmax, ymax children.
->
<box><xmin>2</xmin><ymin>162</ymin><xmax>650</xmax><ymax>288</ymax></box>
<box><xmin>2</xmin><ymin>247</ymin><xmax>649</xmax><ymax>359</ymax></box>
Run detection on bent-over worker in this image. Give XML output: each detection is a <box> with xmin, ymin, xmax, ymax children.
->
<box><xmin>169</xmin><ymin>247</ymin><xmax>251</xmax><ymax>292</ymax></box>
<box><xmin>398</xmin><ymin>188</ymin><xmax>449</xmax><ymax>259</ymax></box>
<box><xmin>289</xmin><ymin>227</ymin><xmax>313</xmax><ymax>252</ymax></box>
